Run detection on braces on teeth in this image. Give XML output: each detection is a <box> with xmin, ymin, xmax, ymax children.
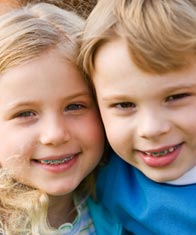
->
<box><xmin>40</xmin><ymin>156</ymin><xmax>74</xmax><ymax>165</ymax></box>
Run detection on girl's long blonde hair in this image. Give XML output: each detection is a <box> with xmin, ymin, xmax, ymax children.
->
<box><xmin>0</xmin><ymin>3</ymin><xmax>95</xmax><ymax>235</ymax></box>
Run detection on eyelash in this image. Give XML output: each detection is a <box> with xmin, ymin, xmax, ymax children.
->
<box><xmin>166</xmin><ymin>93</ymin><xmax>190</xmax><ymax>102</ymax></box>
<box><xmin>15</xmin><ymin>111</ymin><xmax>36</xmax><ymax>118</ymax></box>
<box><xmin>113</xmin><ymin>102</ymin><xmax>136</xmax><ymax>109</ymax></box>
<box><xmin>13</xmin><ymin>103</ymin><xmax>86</xmax><ymax>118</ymax></box>
<box><xmin>64</xmin><ymin>103</ymin><xmax>86</xmax><ymax>111</ymax></box>
<box><xmin>111</xmin><ymin>93</ymin><xmax>190</xmax><ymax>110</ymax></box>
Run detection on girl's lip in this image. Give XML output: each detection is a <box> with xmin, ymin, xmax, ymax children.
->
<box><xmin>35</xmin><ymin>152</ymin><xmax>80</xmax><ymax>161</ymax></box>
<box><xmin>33</xmin><ymin>153</ymin><xmax>80</xmax><ymax>173</ymax></box>
<box><xmin>138</xmin><ymin>143</ymin><xmax>183</xmax><ymax>167</ymax></box>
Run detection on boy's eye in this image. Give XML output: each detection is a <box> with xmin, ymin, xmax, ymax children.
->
<box><xmin>15</xmin><ymin>111</ymin><xmax>36</xmax><ymax>118</ymax></box>
<box><xmin>166</xmin><ymin>93</ymin><xmax>190</xmax><ymax>102</ymax></box>
<box><xmin>65</xmin><ymin>103</ymin><xmax>85</xmax><ymax>111</ymax></box>
<box><xmin>114</xmin><ymin>102</ymin><xmax>136</xmax><ymax>109</ymax></box>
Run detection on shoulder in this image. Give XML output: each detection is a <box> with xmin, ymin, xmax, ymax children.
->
<box><xmin>97</xmin><ymin>151</ymin><xmax>134</xmax><ymax>191</ymax></box>
<box><xmin>87</xmin><ymin>197</ymin><xmax>124</xmax><ymax>235</ymax></box>
<box><xmin>99</xmin><ymin>151</ymin><xmax>131</xmax><ymax>174</ymax></box>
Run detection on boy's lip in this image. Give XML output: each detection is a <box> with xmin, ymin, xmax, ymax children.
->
<box><xmin>138</xmin><ymin>143</ymin><xmax>183</xmax><ymax>155</ymax></box>
<box><xmin>136</xmin><ymin>143</ymin><xmax>184</xmax><ymax>167</ymax></box>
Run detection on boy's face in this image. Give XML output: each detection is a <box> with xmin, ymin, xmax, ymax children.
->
<box><xmin>0</xmin><ymin>52</ymin><xmax>104</xmax><ymax>196</ymax></box>
<box><xmin>93</xmin><ymin>39</ymin><xmax>196</xmax><ymax>182</ymax></box>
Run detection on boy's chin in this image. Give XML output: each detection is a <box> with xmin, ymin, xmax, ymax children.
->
<box><xmin>141</xmin><ymin>169</ymin><xmax>182</xmax><ymax>183</ymax></box>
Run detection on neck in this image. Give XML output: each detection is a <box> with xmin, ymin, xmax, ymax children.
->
<box><xmin>166</xmin><ymin>165</ymin><xmax>196</xmax><ymax>185</ymax></box>
<box><xmin>47</xmin><ymin>193</ymin><xmax>77</xmax><ymax>229</ymax></box>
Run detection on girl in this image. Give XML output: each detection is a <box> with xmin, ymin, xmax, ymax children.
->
<box><xmin>0</xmin><ymin>0</ymin><xmax>97</xmax><ymax>18</ymax></box>
<box><xmin>0</xmin><ymin>2</ymin><xmax>108</xmax><ymax>235</ymax></box>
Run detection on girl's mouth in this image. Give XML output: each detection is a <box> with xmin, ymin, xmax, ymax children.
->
<box><xmin>33</xmin><ymin>153</ymin><xmax>80</xmax><ymax>173</ymax></box>
<box><xmin>38</xmin><ymin>155</ymin><xmax>75</xmax><ymax>165</ymax></box>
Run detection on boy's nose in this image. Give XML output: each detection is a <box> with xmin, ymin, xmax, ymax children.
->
<box><xmin>137</xmin><ymin>110</ymin><xmax>171</xmax><ymax>140</ymax></box>
<box><xmin>39</xmin><ymin>117</ymin><xmax>70</xmax><ymax>146</ymax></box>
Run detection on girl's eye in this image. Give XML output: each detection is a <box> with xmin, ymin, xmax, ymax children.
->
<box><xmin>65</xmin><ymin>103</ymin><xmax>85</xmax><ymax>111</ymax></box>
<box><xmin>16</xmin><ymin>111</ymin><xmax>36</xmax><ymax>118</ymax></box>
<box><xmin>114</xmin><ymin>102</ymin><xmax>136</xmax><ymax>109</ymax></box>
<box><xmin>166</xmin><ymin>93</ymin><xmax>190</xmax><ymax>102</ymax></box>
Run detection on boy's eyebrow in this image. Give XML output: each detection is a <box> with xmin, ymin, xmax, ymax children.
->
<box><xmin>101</xmin><ymin>83</ymin><xmax>196</xmax><ymax>102</ymax></box>
<box><xmin>102</xmin><ymin>94</ymin><xmax>132</xmax><ymax>101</ymax></box>
<box><xmin>163</xmin><ymin>83</ymin><xmax>196</xmax><ymax>92</ymax></box>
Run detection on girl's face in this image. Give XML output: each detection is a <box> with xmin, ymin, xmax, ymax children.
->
<box><xmin>93</xmin><ymin>39</ymin><xmax>196</xmax><ymax>183</ymax></box>
<box><xmin>0</xmin><ymin>52</ymin><xmax>104</xmax><ymax>196</ymax></box>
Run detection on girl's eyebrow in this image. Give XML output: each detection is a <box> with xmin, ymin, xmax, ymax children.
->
<box><xmin>5</xmin><ymin>92</ymin><xmax>91</xmax><ymax>108</ymax></box>
<box><xmin>63</xmin><ymin>91</ymin><xmax>91</xmax><ymax>99</ymax></box>
<box><xmin>5</xmin><ymin>101</ymin><xmax>37</xmax><ymax>109</ymax></box>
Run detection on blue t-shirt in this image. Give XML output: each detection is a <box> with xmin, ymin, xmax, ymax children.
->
<box><xmin>97</xmin><ymin>151</ymin><xmax>196</xmax><ymax>235</ymax></box>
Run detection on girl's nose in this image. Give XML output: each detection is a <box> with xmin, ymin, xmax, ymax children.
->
<box><xmin>39</xmin><ymin>117</ymin><xmax>70</xmax><ymax>146</ymax></box>
<box><xmin>137</xmin><ymin>110</ymin><xmax>171</xmax><ymax>140</ymax></box>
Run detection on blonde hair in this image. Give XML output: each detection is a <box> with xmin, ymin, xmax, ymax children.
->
<box><xmin>0</xmin><ymin>2</ymin><xmax>84</xmax><ymax>73</ymax></box>
<box><xmin>0</xmin><ymin>0</ymin><xmax>97</xmax><ymax>18</ymax></box>
<box><xmin>79</xmin><ymin>0</ymin><xmax>196</xmax><ymax>75</ymax></box>
<box><xmin>33</xmin><ymin>0</ymin><xmax>97</xmax><ymax>19</ymax></box>
<box><xmin>0</xmin><ymin>3</ymin><xmax>94</xmax><ymax>235</ymax></box>
<box><xmin>0</xmin><ymin>170</ymin><xmax>50</xmax><ymax>235</ymax></box>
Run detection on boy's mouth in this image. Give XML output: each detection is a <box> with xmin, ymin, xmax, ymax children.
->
<box><xmin>142</xmin><ymin>144</ymin><xmax>181</xmax><ymax>157</ymax></box>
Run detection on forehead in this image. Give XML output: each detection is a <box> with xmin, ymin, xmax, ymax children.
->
<box><xmin>0</xmin><ymin>51</ymin><xmax>83</xmax><ymax>86</ymax></box>
<box><xmin>93</xmin><ymin>39</ymin><xmax>196</xmax><ymax>94</ymax></box>
<box><xmin>94</xmin><ymin>37</ymin><xmax>196</xmax><ymax>75</ymax></box>
<box><xmin>94</xmin><ymin>38</ymin><xmax>129</xmax><ymax>71</ymax></box>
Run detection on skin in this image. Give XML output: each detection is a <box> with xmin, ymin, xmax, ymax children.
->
<box><xmin>93</xmin><ymin>38</ymin><xmax>196</xmax><ymax>183</ymax></box>
<box><xmin>0</xmin><ymin>51</ymin><xmax>104</xmax><ymax>226</ymax></box>
<box><xmin>0</xmin><ymin>0</ymin><xmax>20</xmax><ymax>14</ymax></box>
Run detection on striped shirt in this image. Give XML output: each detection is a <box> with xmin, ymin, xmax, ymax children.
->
<box><xmin>59</xmin><ymin>196</ymin><xmax>95</xmax><ymax>235</ymax></box>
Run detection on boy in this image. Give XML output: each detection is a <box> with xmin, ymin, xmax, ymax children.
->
<box><xmin>79</xmin><ymin>0</ymin><xmax>196</xmax><ymax>234</ymax></box>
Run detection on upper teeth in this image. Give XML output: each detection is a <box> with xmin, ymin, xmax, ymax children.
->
<box><xmin>144</xmin><ymin>145</ymin><xmax>178</xmax><ymax>157</ymax></box>
<box><xmin>40</xmin><ymin>155</ymin><xmax>74</xmax><ymax>165</ymax></box>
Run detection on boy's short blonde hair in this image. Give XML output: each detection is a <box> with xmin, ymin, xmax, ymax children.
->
<box><xmin>79</xmin><ymin>0</ymin><xmax>196</xmax><ymax>75</ymax></box>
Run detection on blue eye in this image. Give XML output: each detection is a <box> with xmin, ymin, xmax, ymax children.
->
<box><xmin>166</xmin><ymin>93</ymin><xmax>190</xmax><ymax>102</ymax></box>
<box><xmin>16</xmin><ymin>111</ymin><xmax>36</xmax><ymax>118</ymax></box>
<box><xmin>65</xmin><ymin>103</ymin><xmax>85</xmax><ymax>111</ymax></box>
<box><xmin>115</xmin><ymin>102</ymin><xmax>136</xmax><ymax>109</ymax></box>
